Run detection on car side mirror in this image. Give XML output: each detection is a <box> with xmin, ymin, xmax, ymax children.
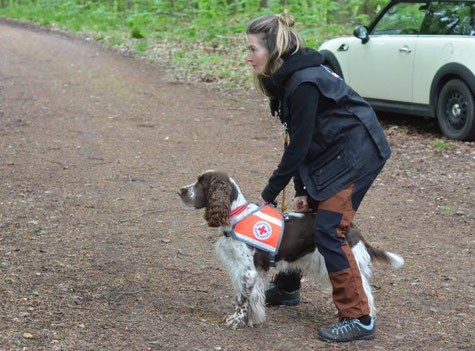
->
<box><xmin>353</xmin><ymin>25</ymin><xmax>370</xmax><ymax>44</ymax></box>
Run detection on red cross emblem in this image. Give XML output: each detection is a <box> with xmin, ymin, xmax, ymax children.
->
<box><xmin>258</xmin><ymin>226</ymin><xmax>268</xmax><ymax>235</ymax></box>
<box><xmin>253</xmin><ymin>221</ymin><xmax>272</xmax><ymax>240</ymax></box>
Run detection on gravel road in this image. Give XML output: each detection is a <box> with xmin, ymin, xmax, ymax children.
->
<box><xmin>0</xmin><ymin>19</ymin><xmax>473</xmax><ymax>350</ymax></box>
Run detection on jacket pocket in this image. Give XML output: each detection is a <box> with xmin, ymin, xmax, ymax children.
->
<box><xmin>308</xmin><ymin>144</ymin><xmax>352</xmax><ymax>190</ymax></box>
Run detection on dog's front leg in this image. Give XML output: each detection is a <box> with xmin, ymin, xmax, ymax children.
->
<box><xmin>225</xmin><ymin>293</ymin><xmax>249</xmax><ymax>329</ymax></box>
<box><xmin>226</xmin><ymin>265</ymin><xmax>262</xmax><ymax>328</ymax></box>
<box><xmin>216</xmin><ymin>239</ymin><xmax>263</xmax><ymax>328</ymax></box>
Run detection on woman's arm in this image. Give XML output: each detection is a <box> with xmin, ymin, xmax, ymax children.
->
<box><xmin>261</xmin><ymin>82</ymin><xmax>319</xmax><ymax>203</ymax></box>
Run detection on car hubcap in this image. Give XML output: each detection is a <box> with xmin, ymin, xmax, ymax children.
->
<box><xmin>451</xmin><ymin>104</ymin><xmax>461</xmax><ymax>117</ymax></box>
<box><xmin>445</xmin><ymin>91</ymin><xmax>466</xmax><ymax>130</ymax></box>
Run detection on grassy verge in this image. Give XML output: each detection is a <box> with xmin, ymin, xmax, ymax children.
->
<box><xmin>0</xmin><ymin>1</ymin><xmax>354</xmax><ymax>91</ymax></box>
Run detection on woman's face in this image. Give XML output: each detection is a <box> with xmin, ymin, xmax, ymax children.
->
<box><xmin>245</xmin><ymin>34</ymin><xmax>269</xmax><ymax>76</ymax></box>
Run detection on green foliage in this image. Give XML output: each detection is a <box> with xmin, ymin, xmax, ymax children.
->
<box><xmin>107</xmin><ymin>34</ymin><xmax>123</xmax><ymax>46</ymax></box>
<box><xmin>0</xmin><ymin>0</ymin><xmax>368</xmax><ymax>42</ymax></box>
<box><xmin>0</xmin><ymin>0</ymin><xmax>380</xmax><ymax>89</ymax></box>
<box><xmin>136</xmin><ymin>40</ymin><xmax>147</xmax><ymax>52</ymax></box>
<box><xmin>131</xmin><ymin>26</ymin><xmax>145</xmax><ymax>38</ymax></box>
<box><xmin>431</xmin><ymin>140</ymin><xmax>455</xmax><ymax>149</ymax></box>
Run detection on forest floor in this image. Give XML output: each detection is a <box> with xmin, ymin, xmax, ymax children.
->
<box><xmin>0</xmin><ymin>19</ymin><xmax>473</xmax><ymax>350</ymax></box>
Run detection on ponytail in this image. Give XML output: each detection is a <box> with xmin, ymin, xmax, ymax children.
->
<box><xmin>246</xmin><ymin>10</ymin><xmax>304</xmax><ymax>97</ymax></box>
<box><xmin>276</xmin><ymin>10</ymin><xmax>299</xmax><ymax>58</ymax></box>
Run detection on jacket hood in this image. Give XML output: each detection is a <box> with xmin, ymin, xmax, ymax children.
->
<box><xmin>262</xmin><ymin>48</ymin><xmax>325</xmax><ymax>99</ymax></box>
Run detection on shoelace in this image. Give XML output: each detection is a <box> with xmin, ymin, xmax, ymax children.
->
<box><xmin>330</xmin><ymin>318</ymin><xmax>358</xmax><ymax>335</ymax></box>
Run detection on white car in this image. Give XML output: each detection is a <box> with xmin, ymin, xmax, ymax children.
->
<box><xmin>319</xmin><ymin>0</ymin><xmax>475</xmax><ymax>141</ymax></box>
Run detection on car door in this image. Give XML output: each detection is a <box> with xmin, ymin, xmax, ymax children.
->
<box><xmin>348</xmin><ymin>1</ymin><xmax>428</xmax><ymax>103</ymax></box>
<box><xmin>413</xmin><ymin>0</ymin><xmax>475</xmax><ymax>105</ymax></box>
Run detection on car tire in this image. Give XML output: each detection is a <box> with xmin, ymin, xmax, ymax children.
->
<box><xmin>436</xmin><ymin>79</ymin><xmax>475</xmax><ymax>141</ymax></box>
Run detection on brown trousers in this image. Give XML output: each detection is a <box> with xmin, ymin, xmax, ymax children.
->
<box><xmin>313</xmin><ymin>167</ymin><xmax>382</xmax><ymax>318</ymax></box>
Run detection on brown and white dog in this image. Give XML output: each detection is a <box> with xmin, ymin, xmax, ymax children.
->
<box><xmin>178</xmin><ymin>170</ymin><xmax>404</xmax><ymax>328</ymax></box>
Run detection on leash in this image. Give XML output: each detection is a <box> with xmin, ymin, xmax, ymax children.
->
<box><xmin>281</xmin><ymin>123</ymin><xmax>289</xmax><ymax>213</ymax></box>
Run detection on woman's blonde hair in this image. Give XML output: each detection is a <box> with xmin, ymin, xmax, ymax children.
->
<box><xmin>246</xmin><ymin>10</ymin><xmax>304</xmax><ymax>96</ymax></box>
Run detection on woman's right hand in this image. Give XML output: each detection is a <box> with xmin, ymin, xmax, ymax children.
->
<box><xmin>293</xmin><ymin>195</ymin><xmax>309</xmax><ymax>213</ymax></box>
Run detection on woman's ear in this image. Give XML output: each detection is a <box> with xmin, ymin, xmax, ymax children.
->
<box><xmin>204</xmin><ymin>176</ymin><xmax>232</xmax><ymax>227</ymax></box>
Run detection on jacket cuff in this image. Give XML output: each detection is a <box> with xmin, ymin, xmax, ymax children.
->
<box><xmin>261</xmin><ymin>185</ymin><xmax>278</xmax><ymax>204</ymax></box>
<box><xmin>294</xmin><ymin>175</ymin><xmax>307</xmax><ymax>197</ymax></box>
<box><xmin>295</xmin><ymin>188</ymin><xmax>308</xmax><ymax>197</ymax></box>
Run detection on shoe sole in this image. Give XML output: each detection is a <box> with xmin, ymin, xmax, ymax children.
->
<box><xmin>318</xmin><ymin>333</ymin><xmax>375</xmax><ymax>343</ymax></box>
<box><xmin>266</xmin><ymin>299</ymin><xmax>300</xmax><ymax>306</ymax></box>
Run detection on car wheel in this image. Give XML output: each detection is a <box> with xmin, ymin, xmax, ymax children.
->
<box><xmin>436</xmin><ymin>79</ymin><xmax>475</xmax><ymax>141</ymax></box>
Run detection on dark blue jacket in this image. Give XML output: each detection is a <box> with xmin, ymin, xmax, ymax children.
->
<box><xmin>261</xmin><ymin>49</ymin><xmax>391</xmax><ymax>201</ymax></box>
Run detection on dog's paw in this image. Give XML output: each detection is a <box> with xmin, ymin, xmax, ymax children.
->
<box><xmin>225</xmin><ymin>312</ymin><xmax>248</xmax><ymax>329</ymax></box>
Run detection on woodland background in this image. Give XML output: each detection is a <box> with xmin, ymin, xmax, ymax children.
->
<box><xmin>0</xmin><ymin>0</ymin><xmax>389</xmax><ymax>89</ymax></box>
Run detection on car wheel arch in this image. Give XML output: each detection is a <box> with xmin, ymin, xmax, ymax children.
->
<box><xmin>319</xmin><ymin>49</ymin><xmax>344</xmax><ymax>80</ymax></box>
<box><xmin>430</xmin><ymin>63</ymin><xmax>475</xmax><ymax>111</ymax></box>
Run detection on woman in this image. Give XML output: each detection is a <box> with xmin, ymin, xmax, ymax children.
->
<box><xmin>245</xmin><ymin>11</ymin><xmax>391</xmax><ymax>342</ymax></box>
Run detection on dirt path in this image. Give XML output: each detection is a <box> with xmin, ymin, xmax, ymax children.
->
<box><xmin>0</xmin><ymin>20</ymin><xmax>473</xmax><ymax>350</ymax></box>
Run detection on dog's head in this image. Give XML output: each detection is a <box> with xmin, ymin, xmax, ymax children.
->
<box><xmin>178</xmin><ymin>171</ymin><xmax>237</xmax><ymax>227</ymax></box>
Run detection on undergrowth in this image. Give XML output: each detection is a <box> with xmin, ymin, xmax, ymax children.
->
<box><xmin>0</xmin><ymin>0</ymin><xmax>383</xmax><ymax>89</ymax></box>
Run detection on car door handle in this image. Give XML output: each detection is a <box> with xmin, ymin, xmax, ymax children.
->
<box><xmin>399</xmin><ymin>46</ymin><xmax>413</xmax><ymax>53</ymax></box>
<box><xmin>338</xmin><ymin>43</ymin><xmax>349</xmax><ymax>51</ymax></box>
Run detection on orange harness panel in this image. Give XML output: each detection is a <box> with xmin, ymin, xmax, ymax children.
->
<box><xmin>232</xmin><ymin>205</ymin><xmax>284</xmax><ymax>257</ymax></box>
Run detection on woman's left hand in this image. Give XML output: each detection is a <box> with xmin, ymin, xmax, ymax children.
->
<box><xmin>258</xmin><ymin>195</ymin><xmax>268</xmax><ymax>207</ymax></box>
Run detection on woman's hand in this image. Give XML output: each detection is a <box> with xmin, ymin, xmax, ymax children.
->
<box><xmin>293</xmin><ymin>195</ymin><xmax>309</xmax><ymax>212</ymax></box>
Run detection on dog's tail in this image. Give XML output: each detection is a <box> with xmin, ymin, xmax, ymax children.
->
<box><xmin>366</xmin><ymin>245</ymin><xmax>404</xmax><ymax>269</ymax></box>
<box><xmin>348</xmin><ymin>225</ymin><xmax>404</xmax><ymax>269</ymax></box>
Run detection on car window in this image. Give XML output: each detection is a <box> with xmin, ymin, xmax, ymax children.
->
<box><xmin>372</xmin><ymin>2</ymin><xmax>428</xmax><ymax>35</ymax></box>
<box><xmin>420</xmin><ymin>1</ymin><xmax>475</xmax><ymax>35</ymax></box>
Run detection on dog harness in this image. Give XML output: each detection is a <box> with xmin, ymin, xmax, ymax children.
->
<box><xmin>226</xmin><ymin>204</ymin><xmax>284</xmax><ymax>266</ymax></box>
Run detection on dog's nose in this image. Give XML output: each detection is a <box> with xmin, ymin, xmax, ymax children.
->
<box><xmin>177</xmin><ymin>187</ymin><xmax>187</xmax><ymax>196</ymax></box>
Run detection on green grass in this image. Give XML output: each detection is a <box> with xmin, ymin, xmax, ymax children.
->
<box><xmin>431</xmin><ymin>140</ymin><xmax>456</xmax><ymax>149</ymax></box>
<box><xmin>131</xmin><ymin>26</ymin><xmax>145</xmax><ymax>39</ymax></box>
<box><xmin>107</xmin><ymin>34</ymin><xmax>124</xmax><ymax>46</ymax></box>
<box><xmin>135</xmin><ymin>41</ymin><xmax>147</xmax><ymax>53</ymax></box>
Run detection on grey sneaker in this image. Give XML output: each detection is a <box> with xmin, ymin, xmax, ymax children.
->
<box><xmin>318</xmin><ymin>317</ymin><xmax>376</xmax><ymax>342</ymax></box>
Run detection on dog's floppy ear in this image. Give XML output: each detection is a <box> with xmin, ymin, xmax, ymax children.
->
<box><xmin>204</xmin><ymin>175</ymin><xmax>232</xmax><ymax>227</ymax></box>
